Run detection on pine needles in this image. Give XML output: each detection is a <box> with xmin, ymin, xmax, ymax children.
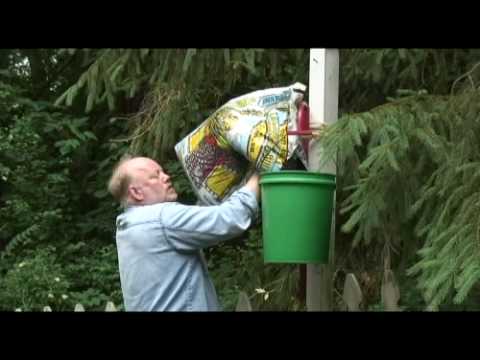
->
<box><xmin>320</xmin><ymin>89</ymin><xmax>480</xmax><ymax>308</ymax></box>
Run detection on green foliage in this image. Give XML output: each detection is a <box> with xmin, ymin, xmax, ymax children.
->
<box><xmin>60</xmin><ymin>243</ymin><xmax>123</xmax><ymax>311</ymax></box>
<box><xmin>0</xmin><ymin>79</ymin><xmax>123</xmax><ymax>310</ymax></box>
<box><xmin>338</xmin><ymin>49</ymin><xmax>480</xmax><ymax>113</ymax></box>
<box><xmin>320</xmin><ymin>92</ymin><xmax>442</xmax><ymax>252</ymax></box>
<box><xmin>56</xmin><ymin>49</ymin><xmax>309</xmax><ymax>108</ymax></box>
<box><xmin>0</xmin><ymin>81</ymin><xmax>95</xmax><ymax>256</ymax></box>
<box><xmin>58</xmin><ymin>48</ymin><xmax>479</xmax><ymax>310</ymax></box>
<box><xmin>55</xmin><ymin>49</ymin><xmax>310</xmax><ymax>161</ymax></box>
<box><xmin>0</xmin><ymin>246</ymin><xmax>72</xmax><ymax>311</ymax></box>
<box><xmin>406</xmin><ymin>91</ymin><xmax>480</xmax><ymax>308</ymax></box>
<box><xmin>4</xmin><ymin>49</ymin><xmax>480</xmax><ymax>311</ymax></box>
<box><xmin>0</xmin><ymin>244</ymin><xmax>122</xmax><ymax>311</ymax></box>
<box><xmin>319</xmin><ymin>86</ymin><xmax>480</xmax><ymax>308</ymax></box>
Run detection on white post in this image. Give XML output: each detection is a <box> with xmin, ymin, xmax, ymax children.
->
<box><xmin>306</xmin><ymin>49</ymin><xmax>339</xmax><ymax>311</ymax></box>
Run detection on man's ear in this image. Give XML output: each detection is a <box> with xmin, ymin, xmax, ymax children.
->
<box><xmin>128</xmin><ymin>185</ymin><xmax>144</xmax><ymax>202</ymax></box>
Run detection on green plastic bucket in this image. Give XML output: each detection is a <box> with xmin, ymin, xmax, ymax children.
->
<box><xmin>260</xmin><ymin>171</ymin><xmax>336</xmax><ymax>264</ymax></box>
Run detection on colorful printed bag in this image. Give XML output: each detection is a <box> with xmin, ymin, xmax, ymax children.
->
<box><xmin>175</xmin><ymin>82</ymin><xmax>306</xmax><ymax>204</ymax></box>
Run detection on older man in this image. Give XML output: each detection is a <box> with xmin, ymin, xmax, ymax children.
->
<box><xmin>108</xmin><ymin>155</ymin><xmax>260</xmax><ymax>311</ymax></box>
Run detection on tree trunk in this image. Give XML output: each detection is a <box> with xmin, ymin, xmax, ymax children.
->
<box><xmin>22</xmin><ymin>49</ymin><xmax>49</xmax><ymax>99</ymax></box>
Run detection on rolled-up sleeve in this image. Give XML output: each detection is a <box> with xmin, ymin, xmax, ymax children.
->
<box><xmin>161</xmin><ymin>187</ymin><xmax>259</xmax><ymax>251</ymax></box>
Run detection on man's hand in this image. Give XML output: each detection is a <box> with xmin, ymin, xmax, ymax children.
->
<box><xmin>245</xmin><ymin>172</ymin><xmax>260</xmax><ymax>202</ymax></box>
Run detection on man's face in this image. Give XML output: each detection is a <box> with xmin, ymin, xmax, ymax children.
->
<box><xmin>127</xmin><ymin>158</ymin><xmax>178</xmax><ymax>205</ymax></box>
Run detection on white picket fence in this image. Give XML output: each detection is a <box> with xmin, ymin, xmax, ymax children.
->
<box><xmin>42</xmin><ymin>301</ymin><xmax>118</xmax><ymax>312</ymax></box>
<box><xmin>39</xmin><ymin>269</ymin><xmax>400</xmax><ymax>312</ymax></box>
<box><xmin>341</xmin><ymin>269</ymin><xmax>400</xmax><ymax>311</ymax></box>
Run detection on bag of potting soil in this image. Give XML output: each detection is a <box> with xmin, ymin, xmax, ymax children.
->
<box><xmin>175</xmin><ymin>82</ymin><xmax>306</xmax><ymax>205</ymax></box>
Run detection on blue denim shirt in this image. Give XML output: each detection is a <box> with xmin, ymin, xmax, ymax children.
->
<box><xmin>115</xmin><ymin>187</ymin><xmax>258</xmax><ymax>311</ymax></box>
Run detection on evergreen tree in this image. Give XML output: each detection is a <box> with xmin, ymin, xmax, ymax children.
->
<box><xmin>57</xmin><ymin>48</ymin><xmax>480</xmax><ymax>309</ymax></box>
<box><xmin>3</xmin><ymin>48</ymin><xmax>480</xmax><ymax>310</ymax></box>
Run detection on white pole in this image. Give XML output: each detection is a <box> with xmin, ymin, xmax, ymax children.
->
<box><xmin>306</xmin><ymin>49</ymin><xmax>339</xmax><ymax>311</ymax></box>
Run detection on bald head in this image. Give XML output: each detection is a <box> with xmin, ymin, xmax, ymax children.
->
<box><xmin>108</xmin><ymin>156</ymin><xmax>177</xmax><ymax>207</ymax></box>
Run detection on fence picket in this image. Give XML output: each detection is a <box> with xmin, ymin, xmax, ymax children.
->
<box><xmin>342</xmin><ymin>273</ymin><xmax>363</xmax><ymax>311</ymax></box>
<box><xmin>381</xmin><ymin>269</ymin><xmax>401</xmax><ymax>311</ymax></box>
<box><xmin>105</xmin><ymin>301</ymin><xmax>117</xmax><ymax>312</ymax></box>
<box><xmin>74</xmin><ymin>304</ymin><xmax>85</xmax><ymax>312</ymax></box>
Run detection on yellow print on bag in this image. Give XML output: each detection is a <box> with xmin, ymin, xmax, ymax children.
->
<box><xmin>265</xmin><ymin>112</ymin><xmax>288</xmax><ymax>168</ymax></box>
<box><xmin>245</xmin><ymin>117</ymin><xmax>288</xmax><ymax>171</ymax></box>
<box><xmin>256</xmin><ymin>123</ymin><xmax>288</xmax><ymax>170</ymax></box>
<box><xmin>278</xmin><ymin>124</ymin><xmax>288</xmax><ymax>161</ymax></box>
<box><xmin>206</xmin><ymin>165</ymin><xmax>241</xmax><ymax>199</ymax></box>
<box><xmin>188</xmin><ymin>123</ymin><xmax>210</xmax><ymax>152</ymax></box>
<box><xmin>210</xmin><ymin>109</ymin><xmax>240</xmax><ymax>149</ymax></box>
<box><xmin>261</xmin><ymin>153</ymin><xmax>275</xmax><ymax>171</ymax></box>
<box><xmin>246</xmin><ymin>121</ymin><xmax>267</xmax><ymax>164</ymax></box>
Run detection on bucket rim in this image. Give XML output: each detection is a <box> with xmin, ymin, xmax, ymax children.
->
<box><xmin>260</xmin><ymin>170</ymin><xmax>335</xmax><ymax>177</ymax></box>
<box><xmin>260</xmin><ymin>170</ymin><xmax>336</xmax><ymax>185</ymax></box>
